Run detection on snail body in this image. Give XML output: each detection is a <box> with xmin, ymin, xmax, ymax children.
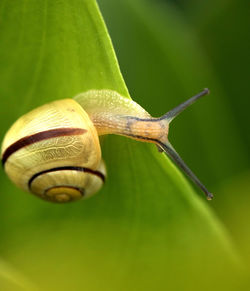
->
<box><xmin>1</xmin><ymin>89</ymin><xmax>213</xmax><ymax>203</ymax></box>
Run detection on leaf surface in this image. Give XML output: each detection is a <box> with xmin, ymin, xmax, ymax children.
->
<box><xmin>0</xmin><ymin>0</ymin><xmax>244</xmax><ymax>290</ymax></box>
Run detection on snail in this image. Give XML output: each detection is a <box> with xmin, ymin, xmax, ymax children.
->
<box><xmin>1</xmin><ymin>89</ymin><xmax>213</xmax><ymax>203</ymax></box>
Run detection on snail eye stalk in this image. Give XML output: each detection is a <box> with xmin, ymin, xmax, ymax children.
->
<box><xmin>163</xmin><ymin>88</ymin><xmax>210</xmax><ymax>123</ymax></box>
<box><xmin>158</xmin><ymin>88</ymin><xmax>213</xmax><ymax>200</ymax></box>
<box><xmin>158</xmin><ymin>140</ymin><xmax>213</xmax><ymax>200</ymax></box>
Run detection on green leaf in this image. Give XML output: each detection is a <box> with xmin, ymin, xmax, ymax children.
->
<box><xmin>0</xmin><ymin>259</ymin><xmax>37</xmax><ymax>291</ymax></box>
<box><xmin>0</xmin><ymin>0</ymin><xmax>245</xmax><ymax>290</ymax></box>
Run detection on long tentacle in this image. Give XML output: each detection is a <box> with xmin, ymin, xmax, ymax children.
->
<box><xmin>163</xmin><ymin>88</ymin><xmax>210</xmax><ymax>123</ymax></box>
<box><xmin>158</xmin><ymin>140</ymin><xmax>213</xmax><ymax>200</ymax></box>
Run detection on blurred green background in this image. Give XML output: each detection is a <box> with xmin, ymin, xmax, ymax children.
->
<box><xmin>99</xmin><ymin>0</ymin><xmax>250</xmax><ymax>253</ymax></box>
<box><xmin>0</xmin><ymin>0</ymin><xmax>249</xmax><ymax>290</ymax></box>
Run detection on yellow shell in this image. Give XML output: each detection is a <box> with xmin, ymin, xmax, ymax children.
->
<box><xmin>1</xmin><ymin>99</ymin><xmax>106</xmax><ymax>203</ymax></box>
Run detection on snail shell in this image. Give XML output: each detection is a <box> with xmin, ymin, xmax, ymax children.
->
<box><xmin>1</xmin><ymin>99</ymin><xmax>106</xmax><ymax>203</ymax></box>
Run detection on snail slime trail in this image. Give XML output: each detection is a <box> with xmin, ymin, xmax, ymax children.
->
<box><xmin>1</xmin><ymin>89</ymin><xmax>213</xmax><ymax>203</ymax></box>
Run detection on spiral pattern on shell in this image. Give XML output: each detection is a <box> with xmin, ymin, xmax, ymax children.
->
<box><xmin>1</xmin><ymin>99</ymin><xmax>106</xmax><ymax>203</ymax></box>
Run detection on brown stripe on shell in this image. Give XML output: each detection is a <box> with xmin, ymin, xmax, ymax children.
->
<box><xmin>28</xmin><ymin>166</ymin><xmax>105</xmax><ymax>190</ymax></box>
<box><xmin>1</xmin><ymin>128</ymin><xmax>87</xmax><ymax>166</ymax></box>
